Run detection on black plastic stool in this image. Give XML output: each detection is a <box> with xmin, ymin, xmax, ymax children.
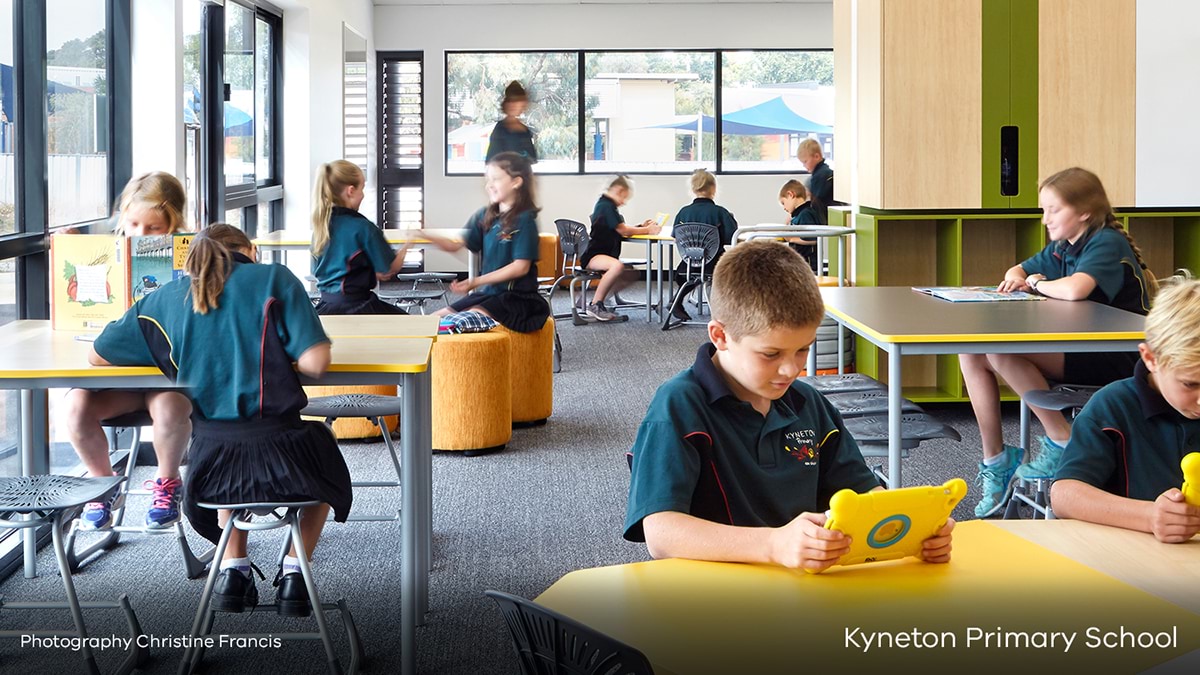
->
<box><xmin>65</xmin><ymin>410</ymin><xmax>212</xmax><ymax>579</ymax></box>
<box><xmin>179</xmin><ymin>500</ymin><xmax>362</xmax><ymax>675</ymax></box>
<box><xmin>0</xmin><ymin>475</ymin><xmax>146</xmax><ymax>674</ymax></box>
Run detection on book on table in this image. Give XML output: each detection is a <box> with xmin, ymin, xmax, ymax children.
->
<box><xmin>911</xmin><ymin>286</ymin><xmax>1045</xmax><ymax>302</ymax></box>
<box><xmin>51</xmin><ymin>232</ymin><xmax>195</xmax><ymax>331</ymax></box>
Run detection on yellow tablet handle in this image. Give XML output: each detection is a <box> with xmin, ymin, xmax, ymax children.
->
<box><xmin>1182</xmin><ymin>452</ymin><xmax>1200</xmax><ymax>507</ymax></box>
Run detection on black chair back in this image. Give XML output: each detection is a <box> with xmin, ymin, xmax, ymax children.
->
<box><xmin>485</xmin><ymin>589</ymin><xmax>654</xmax><ymax>675</ymax></box>
<box><xmin>672</xmin><ymin>222</ymin><xmax>721</xmax><ymax>269</ymax></box>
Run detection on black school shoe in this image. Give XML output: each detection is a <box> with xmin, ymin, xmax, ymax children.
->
<box><xmin>274</xmin><ymin>570</ymin><xmax>312</xmax><ymax>618</ymax></box>
<box><xmin>211</xmin><ymin>567</ymin><xmax>260</xmax><ymax>613</ymax></box>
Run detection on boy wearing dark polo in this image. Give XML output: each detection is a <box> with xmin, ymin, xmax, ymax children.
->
<box><xmin>624</xmin><ymin>241</ymin><xmax>955</xmax><ymax>572</ymax></box>
<box><xmin>1052</xmin><ymin>276</ymin><xmax>1200</xmax><ymax>543</ymax></box>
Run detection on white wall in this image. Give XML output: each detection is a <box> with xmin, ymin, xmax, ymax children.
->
<box><xmin>1135</xmin><ymin>0</ymin><xmax>1200</xmax><ymax>207</ymax></box>
<box><xmin>373</xmin><ymin>2</ymin><xmax>834</xmax><ymax>271</ymax></box>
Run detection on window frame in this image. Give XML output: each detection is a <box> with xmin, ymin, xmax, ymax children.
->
<box><xmin>378</xmin><ymin>50</ymin><xmax>424</xmax><ymax>230</ymax></box>
<box><xmin>441</xmin><ymin>48</ymin><xmax>833</xmax><ymax>177</ymax></box>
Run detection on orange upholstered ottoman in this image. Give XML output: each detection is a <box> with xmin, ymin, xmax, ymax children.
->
<box><xmin>302</xmin><ymin>385</ymin><xmax>398</xmax><ymax>439</ymax></box>
<box><xmin>432</xmin><ymin>331</ymin><xmax>512</xmax><ymax>453</ymax></box>
<box><xmin>495</xmin><ymin>317</ymin><xmax>554</xmax><ymax>426</ymax></box>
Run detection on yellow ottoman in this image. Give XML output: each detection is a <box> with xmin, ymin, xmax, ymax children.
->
<box><xmin>496</xmin><ymin>318</ymin><xmax>555</xmax><ymax>426</ymax></box>
<box><xmin>432</xmin><ymin>331</ymin><xmax>512</xmax><ymax>453</ymax></box>
<box><xmin>302</xmin><ymin>385</ymin><xmax>398</xmax><ymax>439</ymax></box>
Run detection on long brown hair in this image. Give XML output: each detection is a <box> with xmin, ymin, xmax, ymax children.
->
<box><xmin>185</xmin><ymin>223</ymin><xmax>252</xmax><ymax>314</ymax></box>
<box><xmin>311</xmin><ymin>160</ymin><xmax>365</xmax><ymax>256</ymax></box>
<box><xmin>483</xmin><ymin>152</ymin><xmax>539</xmax><ymax>236</ymax></box>
<box><xmin>1040</xmin><ymin>167</ymin><xmax>1159</xmax><ymax>299</ymax></box>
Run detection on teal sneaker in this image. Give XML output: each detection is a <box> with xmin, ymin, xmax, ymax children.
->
<box><xmin>974</xmin><ymin>445</ymin><xmax>1023</xmax><ymax>518</ymax></box>
<box><xmin>1015</xmin><ymin>436</ymin><xmax>1066</xmax><ymax>480</ymax></box>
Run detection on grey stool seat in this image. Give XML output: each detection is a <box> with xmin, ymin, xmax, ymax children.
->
<box><xmin>1</xmin><ymin>475</ymin><xmax>145</xmax><ymax>675</ymax></box>
<box><xmin>66</xmin><ymin>410</ymin><xmax>213</xmax><ymax>579</ymax></box>
<box><xmin>302</xmin><ymin>394</ymin><xmax>405</xmax><ymax>419</ymax></box>
<box><xmin>378</xmin><ymin>289</ymin><xmax>446</xmax><ymax>301</ymax></box>
<box><xmin>1023</xmin><ymin>384</ymin><xmax>1101</xmax><ymax>412</ymax></box>
<box><xmin>845</xmin><ymin>413</ymin><xmax>963</xmax><ymax>451</ymax></box>
<box><xmin>301</xmin><ymin>395</ymin><xmax>403</xmax><ymax>522</ymax></box>
<box><xmin>824</xmin><ymin>390</ymin><xmax>924</xmax><ymax>417</ymax></box>
<box><xmin>1004</xmin><ymin>384</ymin><xmax>1099</xmax><ymax>521</ymax></box>
<box><xmin>180</xmin><ymin>500</ymin><xmax>362</xmax><ymax>675</ymax></box>
<box><xmin>798</xmin><ymin>373</ymin><xmax>885</xmax><ymax>394</ymax></box>
<box><xmin>395</xmin><ymin>272</ymin><xmax>457</xmax><ymax>282</ymax></box>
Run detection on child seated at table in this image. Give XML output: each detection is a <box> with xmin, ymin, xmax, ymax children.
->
<box><xmin>666</xmin><ymin>169</ymin><xmax>738</xmax><ymax>322</ymax></box>
<box><xmin>578</xmin><ymin>175</ymin><xmax>662</xmax><ymax>323</ymax></box>
<box><xmin>779</xmin><ymin>179</ymin><xmax>820</xmax><ymax>272</ymax></box>
<box><xmin>624</xmin><ymin>241</ymin><xmax>955</xmax><ymax>571</ymax></box>
<box><xmin>1051</xmin><ymin>273</ymin><xmax>1200</xmax><ymax>543</ymax></box>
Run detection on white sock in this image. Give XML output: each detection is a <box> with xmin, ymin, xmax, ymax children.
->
<box><xmin>219</xmin><ymin>557</ymin><xmax>251</xmax><ymax>575</ymax></box>
<box><xmin>1045</xmin><ymin>437</ymin><xmax>1067</xmax><ymax>449</ymax></box>
<box><xmin>282</xmin><ymin>555</ymin><xmax>304</xmax><ymax>575</ymax></box>
<box><xmin>983</xmin><ymin>453</ymin><xmax>1008</xmax><ymax>466</ymax></box>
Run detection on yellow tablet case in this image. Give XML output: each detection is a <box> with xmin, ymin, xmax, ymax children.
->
<box><xmin>819</xmin><ymin>478</ymin><xmax>968</xmax><ymax>571</ymax></box>
<box><xmin>1182</xmin><ymin>452</ymin><xmax>1200</xmax><ymax>507</ymax></box>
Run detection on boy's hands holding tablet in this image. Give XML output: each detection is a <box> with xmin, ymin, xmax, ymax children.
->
<box><xmin>918</xmin><ymin>518</ymin><xmax>956</xmax><ymax>563</ymax></box>
<box><xmin>769</xmin><ymin>511</ymin><xmax>851</xmax><ymax>572</ymax></box>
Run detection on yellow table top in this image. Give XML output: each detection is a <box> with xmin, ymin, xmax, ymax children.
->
<box><xmin>253</xmin><ymin>229</ymin><xmax>459</xmax><ymax>248</ymax></box>
<box><xmin>536</xmin><ymin>521</ymin><xmax>1200</xmax><ymax>674</ymax></box>
<box><xmin>0</xmin><ymin>321</ymin><xmax>431</xmax><ymax>378</ymax></box>
<box><xmin>319</xmin><ymin>314</ymin><xmax>440</xmax><ymax>339</ymax></box>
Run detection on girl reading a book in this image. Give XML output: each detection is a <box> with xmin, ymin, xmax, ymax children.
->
<box><xmin>62</xmin><ymin>172</ymin><xmax>192</xmax><ymax>532</ymax></box>
<box><xmin>310</xmin><ymin>159</ymin><xmax>411</xmax><ymax>315</ymax></box>
<box><xmin>962</xmin><ymin>167</ymin><xmax>1157</xmax><ymax>519</ymax></box>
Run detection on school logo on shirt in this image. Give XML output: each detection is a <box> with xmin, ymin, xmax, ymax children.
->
<box><xmin>784</xmin><ymin>429</ymin><xmax>819</xmax><ymax>466</ymax></box>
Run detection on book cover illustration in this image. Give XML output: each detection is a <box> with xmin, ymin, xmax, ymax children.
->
<box><xmin>130</xmin><ymin>233</ymin><xmax>196</xmax><ymax>302</ymax></box>
<box><xmin>912</xmin><ymin>286</ymin><xmax>1046</xmax><ymax>302</ymax></box>
<box><xmin>50</xmin><ymin>234</ymin><xmax>131</xmax><ymax>331</ymax></box>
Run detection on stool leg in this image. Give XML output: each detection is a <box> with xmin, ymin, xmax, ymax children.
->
<box><xmin>52</xmin><ymin>512</ymin><xmax>101</xmax><ymax>675</ymax></box>
<box><xmin>179</xmin><ymin>510</ymin><xmax>238</xmax><ymax>675</ymax></box>
<box><xmin>290</xmin><ymin>509</ymin><xmax>343</xmax><ymax>675</ymax></box>
<box><xmin>379</xmin><ymin>417</ymin><xmax>403</xmax><ymax>487</ymax></box>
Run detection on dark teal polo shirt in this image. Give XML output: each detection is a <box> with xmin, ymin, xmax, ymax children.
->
<box><xmin>808</xmin><ymin>160</ymin><xmax>835</xmax><ymax>224</ymax></box>
<box><xmin>624</xmin><ymin>343</ymin><xmax>881</xmax><ymax>542</ymax></box>
<box><xmin>485</xmin><ymin>120</ymin><xmax>538</xmax><ymax>163</ymax></box>
<box><xmin>95</xmin><ymin>253</ymin><xmax>330</xmax><ymax>421</ymax></box>
<box><xmin>462</xmin><ymin>207</ymin><xmax>540</xmax><ymax>295</ymax></box>
<box><xmin>1020</xmin><ymin>226</ymin><xmax>1151</xmax><ymax>315</ymax></box>
<box><xmin>674</xmin><ymin>197</ymin><xmax>738</xmax><ymax>247</ymax></box>
<box><xmin>790</xmin><ymin>202</ymin><xmax>820</xmax><ymax>227</ymax></box>
<box><xmin>1055</xmin><ymin>360</ymin><xmax>1200</xmax><ymax>501</ymax></box>
<box><xmin>584</xmin><ymin>194</ymin><xmax>624</xmax><ymax>263</ymax></box>
<box><xmin>312</xmin><ymin>207</ymin><xmax>396</xmax><ymax>296</ymax></box>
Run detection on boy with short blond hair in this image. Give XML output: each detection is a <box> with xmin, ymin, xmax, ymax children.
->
<box><xmin>798</xmin><ymin>138</ymin><xmax>837</xmax><ymax>224</ymax></box>
<box><xmin>624</xmin><ymin>241</ymin><xmax>955</xmax><ymax>571</ymax></box>
<box><xmin>1052</xmin><ymin>274</ymin><xmax>1200</xmax><ymax>543</ymax></box>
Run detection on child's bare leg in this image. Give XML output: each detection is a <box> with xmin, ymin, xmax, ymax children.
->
<box><xmin>960</xmin><ymin>354</ymin><xmax>1005</xmax><ymax>458</ymax></box>
<box><xmin>62</xmin><ymin>389</ymin><xmax>149</xmax><ymax>477</ymax></box>
<box><xmin>217</xmin><ymin>508</ymin><xmax>249</xmax><ymax>561</ymax></box>
<box><xmin>587</xmin><ymin>255</ymin><xmax>626</xmax><ymax>305</ymax></box>
<box><xmin>144</xmin><ymin>390</ymin><xmax>191</xmax><ymax>480</ymax></box>
<box><xmin>288</xmin><ymin>503</ymin><xmax>332</xmax><ymax>560</ymax></box>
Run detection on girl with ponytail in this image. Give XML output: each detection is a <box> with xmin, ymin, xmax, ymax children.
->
<box><xmin>89</xmin><ymin>223</ymin><xmax>352</xmax><ymax>615</ymax></box>
<box><xmin>311</xmin><ymin>160</ymin><xmax>411</xmax><ymax>315</ymax></box>
<box><xmin>962</xmin><ymin>167</ymin><xmax>1157</xmax><ymax>519</ymax></box>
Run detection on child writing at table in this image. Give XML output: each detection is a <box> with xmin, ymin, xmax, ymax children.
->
<box><xmin>779</xmin><ymin>179</ymin><xmax>820</xmax><ymax>272</ymax></box>
<box><xmin>310</xmin><ymin>159</ymin><xmax>411</xmax><ymax>315</ymax></box>
<box><xmin>666</xmin><ymin>169</ymin><xmax>738</xmax><ymax>322</ymax></box>
<box><xmin>90</xmin><ymin>223</ymin><xmax>353</xmax><ymax>615</ymax></box>
<box><xmin>962</xmin><ymin>167</ymin><xmax>1157</xmax><ymax>518</ymax></box>
<box><xmin>424</xmin><ymin>151</ymin><xmax>550</xmax><ymax>333</ymax></box>
<box><xmin>578</xmin><ymin>175</ymin><xmax>662</xmax><ymax>323</ymax></box>
<box><xmin>63</xmin><ymin>171</ymin><xmax>192</xmax><ymax>532</ymax></box>
<box><xmin>1052</xmin><ymin>274</ymin><xmax>1200</xmax><ymax>543</ymax></box>
<box><xmin>625</xmin><ymin>241</ymin><xmax>955</xmax><ymax>571</ymax></box>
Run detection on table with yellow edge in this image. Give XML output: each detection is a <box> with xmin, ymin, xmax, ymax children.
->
<box><xmin>252</xmin><ymin>228</ymin><xmax>472</xmax><ymax>280</ymax></box>
<box><xmin>537</xmin><ymin>520</ymin><xmax>1200</xmax><ymax>675</ymax></box>
<box><xmin>628</xmin><ymin>228</ymin><xmax>675</xmax><ymax>323</ymax></box>
<box><xmin>0</xmin><ymin>321</ymin><xmax>432</xmax><ymax>675</ymax></box>
<box><xmin>819</xmin><ymin>287</ymin><xmax>1146</xmax><ymax>487</ymax></box>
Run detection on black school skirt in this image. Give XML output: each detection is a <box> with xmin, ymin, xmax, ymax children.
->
<box><xmin>449</xmin><ymin>290</ymin><xmax>550</xmax><ymax>333</ymax></box>
<box><xmin>315</xmin><ymin>291</ymin><xmax>407</xmax><ymax>315</ymax></box>
<box><xmin>1063</xmin><ymin>351</ymin><xmax>1140</xmax><ymax>387</ymax></box>
<box><xmin>184</xmin><ymin>415</ymin><xmax>353</xmax><ymax>545</ymax></box>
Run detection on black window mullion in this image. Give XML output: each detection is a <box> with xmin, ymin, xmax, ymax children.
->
<box><xmin>714</xmin><ymin>50</ymin><xmax>722</xmax><ymax>174</ymax></box>
<box><xmin>201</xmin><ymin>1</ymin><xmax>224</xmax><ymax>225</ymax></box>
<box><xmin>107</xmin><ymin>0</ymin><xmax>132</xmax><ymax>204</ymax></box>
<box><xmin>14</xmin><ymin>0</ymin><xmax>48</xmax><ymax>317</ymax></box>
<box><xmin>577</xmin><ymin>51</ymin><xmax>585</xmax><ymax>174</ymax></box>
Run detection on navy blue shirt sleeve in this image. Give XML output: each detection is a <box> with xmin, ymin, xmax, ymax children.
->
<box><xmin>1074</xmin><ymin>231</ymin><xmax>1130</xmax><ymax>303</ymax></box>
<box><xmin>462</xmin><ymin>210</ymin><xmax>485</xmax><ymax>254</ymax></box>
<box><xmin>624</xmin><ymin>415</ymin><xmax>704</xmax><ymax>542</ymax></box>
<box><xmin>361</xmin><ymin>220</ymin><xmax>397</xmax><ymax>273</ymax></box>
<box><xmin>720</xmin><ymin>208</ymin><xmax>738</xmax><ymax>245</ymax></box>
<box><xmin>93</xmin><ymin>301</ymin><xmax>155</xmax><ymax>366</ymax></box>
<box><xmin>274</xmin><ymin>269</ymin><xmax>331</xmax><ymax>360</ymax></box>
<box><xmin>1020</xmin><ymin>242</ymin><xmax>1059</xmax><ymax>277</ymax></box>
<box><xmin>1054</xmin><ymin>395</ymin><xmax>1121</xmax><ymax>488</ymax></box>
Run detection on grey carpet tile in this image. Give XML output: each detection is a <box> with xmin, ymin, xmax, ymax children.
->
<box><xmin>0</xmin><ymin>283</ymin><xmax>1043</xmax><ymax>674</ymax></box>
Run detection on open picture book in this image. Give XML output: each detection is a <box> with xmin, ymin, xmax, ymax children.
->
<box><xmin>912</xmin><ymin>286</ymin><xmax>1045</xmax><ymax>303</ymax></box>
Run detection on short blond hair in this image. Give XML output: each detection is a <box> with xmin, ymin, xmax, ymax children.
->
<box><xmin>779</xmin><ymin>179</ymin><xmax>808</xmax><ymax>200</ymax></box>
<box><xmin>690</xmin><ymin>169</ymin><xmax>716</xmax><ymax>197</ymax></box>
<box><xmin>1144</xmin><ymin>271</ymin><xmax>1200</xmax><ymax>370</ymax></box>
<box><xmin>710</xmin><ymin>241</ymin><xmax>823</xmax><ymax>339</ymax></box>
<box><xmin>798</xmin><ymin>138</ymin><xmax>822</xmax><ymax>159</ymax></box>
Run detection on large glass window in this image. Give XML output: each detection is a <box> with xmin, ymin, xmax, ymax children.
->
<box><xmin>584</xmin><ymin>51</ymin><xmax>714</xmax><ymax>173</ymax></box>
<box><xmin>721</xmin><ymin>51</ymin><xmax>834</xmax><ymax>172</ymax></box>
<box><xmin>224</xmin><ymin>1</ymin><xmax>255</xmax><ymax>188</ymax></box>
<box><xmin>254</xmin><ymin>15</ymin><xmax>273</xmax><ymax>183</ymax></box>
<box><xmin>446</xmin><ymin>52</ymin><xmax>578</xmax><ymax>174</ymax></box>
<box><xmin>183</xmin><ymin>0</ymin><xmax>204</xmax><ymax>229</ymax></box>
<box><xmin>0</xmin><ymin>0</ymin><xmax>14</xmax><ymax>236</ymax></box>
<box><xmin>46</xmin><ymin>0</ymin><xmax>109</xmax><ymax>226</ymax></box>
